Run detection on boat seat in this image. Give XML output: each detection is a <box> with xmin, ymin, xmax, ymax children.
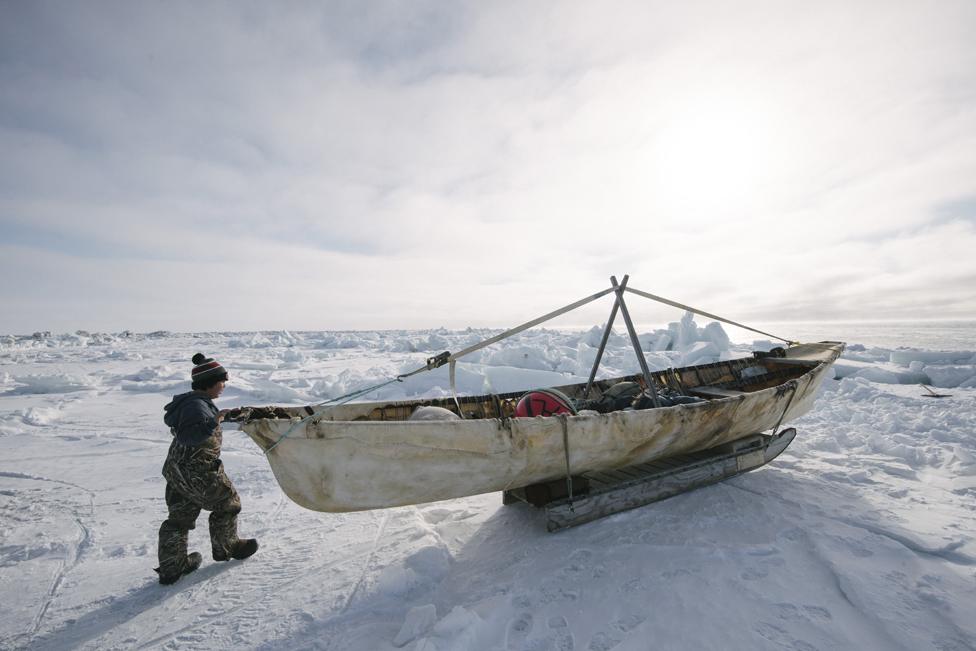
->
<box><xmin>689</xmin><ymin>386</ymin><xmax>746</xmax><ymax>399</ymax></box>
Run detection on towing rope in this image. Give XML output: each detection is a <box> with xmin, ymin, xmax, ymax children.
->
<box><xmin>264</xmin><ymin>358</ymin><xmax>447</xmax><ymax>453</ymax></box>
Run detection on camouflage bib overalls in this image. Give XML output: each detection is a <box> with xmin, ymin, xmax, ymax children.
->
<box><xmin>157</xmin><ymin>428</ymin><xmax>242</xmax><ymax>576</ymax></box>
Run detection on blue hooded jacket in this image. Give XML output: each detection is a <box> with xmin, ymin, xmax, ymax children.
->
<box><xmin>164</xmin><ymin>391</ymin><xmax>220</xmax><ymax>446</ymax></box>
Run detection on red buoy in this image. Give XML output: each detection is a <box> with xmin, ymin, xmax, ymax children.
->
<box><xmin>515</xmin><ymin>389</ymin><xmax>576</xmax><ymax>418</ymax></box>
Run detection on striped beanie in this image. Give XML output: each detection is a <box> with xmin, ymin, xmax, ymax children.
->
<box><xmin>191</xmin><ymin>353</ymin><xmax>228</xmax><ymax>387</ymax></box>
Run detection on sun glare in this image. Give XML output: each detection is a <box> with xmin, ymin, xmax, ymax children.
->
<box><xmin>649</xmin><ymin>95</ymin><xmax>779</xmax><ymax>221</ymax></box>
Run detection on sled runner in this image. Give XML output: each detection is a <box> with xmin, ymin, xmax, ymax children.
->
<box><xmin>504</xmin><ymin>427</ymin><xmax>797</xmax><ymax>531</ymax></box>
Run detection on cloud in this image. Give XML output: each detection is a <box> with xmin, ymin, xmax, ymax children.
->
<box><xmin>1</xmin><ymin>1</ymin><xmax>975</xmax><ymax>333</ymax></box>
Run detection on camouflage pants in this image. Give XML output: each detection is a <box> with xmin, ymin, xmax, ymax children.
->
<box><xmin>157</xmin><ymin>432</ymin><xmax>241</xmax><ymax>576</ymax></box>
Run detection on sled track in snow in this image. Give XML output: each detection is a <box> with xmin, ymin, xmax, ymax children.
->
<box><xmin>262</xmin><ymin>491</ymin><xmax>287</xmax><ymax>533</ymax></box>
<box><xmin>340</xmin><ymin>511</ymin><xmax>390</xmax><ymax>614</ymax></box>
<box><xmin>0</xmin><ymin>472</ymin><xmax>95</xmax><ymax>649</ymax></box>
<box><xmin>22</xmin><ymin>517</ymin><xmax>92</xmax><ymax>647</ymax></box>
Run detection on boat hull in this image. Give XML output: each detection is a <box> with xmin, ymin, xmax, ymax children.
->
<box><xmin>242</xmin><ymin>342</ymin><xmax>842</xmax><ymax>512</ymax></box>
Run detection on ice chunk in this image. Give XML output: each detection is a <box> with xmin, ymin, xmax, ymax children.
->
<box><xmin>423</xmin><ymin>332</ymin><xmax>449</xmax><ymax>351</ymax></box>
<box><xmin>227</xmin><ymin>333</ymin><xmax>276</xmax><ymax>348</ymax></box>
<box><xmin>702</xmin><ymin>321</ymin><xmax>730</xmax><ymax>351</ymax></box>
<box><xmin>394</xmin><ymin>604</ymin><xmax>438</xmax><ymax>647</ymax></box>
<box><xmin>853</xmin><ymin>368</ymin><xmax>901</xmax><ymax>384</ymax></box>
<box><xmin>313</xmin><ymin>334</ymin><xmax>362</xmax><ymax>349</ymax></box>
<box><xmin>10</xmin><ymin>373</ymin><xmax>96</xmax><ymax>394</ymax></box>
<box><xmin>837</xmin><ymin>377</ymin><xmax>880</xmax><ymax>401</ymax></box>
<box><xmin>923</xmin><ymin>365</ymin><xmax>976</xmax><ymax>388</ymax></box>
<box><xmin>229</xmin><ymin>378</ymin><xmax>305</xmax><ymax>402</ymax></box>
<box><xmin>650</xmin><ymin>332</ymin><xmax>672</xmax><ymax>351</ymax></box>
<box><xmin>405</xmin><ymin>545</ymin><xmax>452</xmax><ymax>579</ymax></box>
<box><xmin>673</xmin><ymin>311</ymin><xmax>700</xmax><ymax>349</ymax></box>
<box><xmin>482</xmin><ymin>345</ymin><xmax>556</xmax><ymax>371</ymax></box>
<box><xmin>582</xmin><ymin>324</ymin><xmax>607</xmax><ymax>347</ymax></box>
<box><xmin>890</xmin><ymin>350</ymin><xmax>974</xmax><ymax>366</ymax></box>
<box><xmin>279</xmin><ymin>349</ymin><xmax>306</xmax><ymax>366</ymax></box>
<box><xmin>680</xmin><ymin>341</ymin><xmax>719</xmax><ymax>366</ymax></box>
<box><xmin>374</xmin><ymin>565</ymin><xmax>422</xmax><ymax>597</ymax></box>
<box><xmin>21</xmin><ymin>407</ymin><xmax>61</xmax><ymax>426</ymax></box>
<box><xmin>576</xmin><ymin>343</ymin><xmax>598</xmax><ymax>373</ymax></box>
<box><xmin>430</xmin><ymin>606</ymin><xmax>485</xmax><ymax>643</ymax></box>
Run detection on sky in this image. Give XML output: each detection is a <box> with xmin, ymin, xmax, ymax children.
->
<box><xmin>1</xmin><ymin>1</ymin><xmax>975</xmax><ymax>334</ymax></box>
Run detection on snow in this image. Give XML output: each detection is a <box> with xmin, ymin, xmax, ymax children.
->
<box><xmin>1</xmin><ymin>315</ymin><xmax>974</xmax><ymax>650</ymax></box>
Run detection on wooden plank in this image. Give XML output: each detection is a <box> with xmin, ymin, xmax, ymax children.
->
<box><xmin>652</xmin><ymin>457</ymin><xmax>687</xmax><ymax>470</ymax></box>
<box><xmin>602</xmin><ymin>469</ymin><xmax>634</xmax><ymax>482</ymax></box>
<box><xmin>586</xmin><ymin>472</ymin><xmax>616</xmax><ymax>486</ymax></box>
<box><xmin>633</xmin><ymin>462</ymin><xmax>664</xmax><ymax>475</ymax></box>
<box><xmin>614</xmin><ymin>467</ymin><xmax>642</xmax><ymax>480</ymax></box>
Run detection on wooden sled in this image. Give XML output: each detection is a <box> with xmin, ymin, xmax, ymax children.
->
<box><xmin>503</xmin><ymin>427</ymin><xmax>797</xmax><ymax>532</ymax></box>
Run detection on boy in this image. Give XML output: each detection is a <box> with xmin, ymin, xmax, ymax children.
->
<box><xmin>155</xmin><ymin>353</ymin><xmax>258</xmax><ymax>585</ymax></box>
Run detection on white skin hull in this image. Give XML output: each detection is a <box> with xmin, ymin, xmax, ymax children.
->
<box><xmin>242</xmin><ymin>343</ymin><xmax>842</xmax><ymax>512</ymax></box>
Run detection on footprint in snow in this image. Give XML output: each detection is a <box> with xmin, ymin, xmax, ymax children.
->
<box><xmin>753</xmin><ymin>621</ymin><xmax>819</xmax><ymax>651</ymax></box>
<box><xmin>611</xmin><ymin>614</ymin><xmax>645</xmax><ymax>633</ymax></box>
<box><xmin>506</xmin><ymin>612</ymin><xmax>534</xmax><ymax>650</ymax></box>
<box><xmin>548</xmin><ymin>615</ymin><xmax>575</xmax><ymax>651</ymax></box>
<box><xmin>586</xmin><ymin>614</ymin><xmax>645</xmax><ymax>651</ymax></box>
<box><xmin>740</xmin><ymin>567</ymin><xmax>768</xmax><ymax>581</ymax></box>
<box><xmin>771</xmin><ymin>602</ymin><xmax>833</xmax><ymax>624</ymax></box>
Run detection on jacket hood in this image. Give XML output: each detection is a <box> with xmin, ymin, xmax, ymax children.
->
<box><xmin>163</xmin><ymin>391</ymin><xmax>214</xmax><ymax>428</ymax></box>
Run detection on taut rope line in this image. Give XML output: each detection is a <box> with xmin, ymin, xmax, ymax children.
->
<box><xmin>625</xmin><ymin>285</ymin><xmax>795</xmax><ymax>345</ymax></box>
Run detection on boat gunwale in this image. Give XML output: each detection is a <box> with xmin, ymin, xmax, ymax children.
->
<box><xmin>237</xmin><ymin>342</ymin><xmax>843</xmax><ymax>430</ymax></box>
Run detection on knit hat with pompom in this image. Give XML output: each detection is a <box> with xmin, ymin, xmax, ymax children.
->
<box><xmin>191</xmin><ymin>353</ymin><xmax>228</xmax><ymax>388</ymax></box>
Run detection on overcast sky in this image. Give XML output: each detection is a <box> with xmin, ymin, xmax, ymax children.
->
<box><xmin>1</xmin><ymin>1</ymin><xmax>974</xmax><ymax>334</ymax></box>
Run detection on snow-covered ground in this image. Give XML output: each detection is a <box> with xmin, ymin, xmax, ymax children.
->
<box><xmin>1</xmin><ymin>316</ymin><xmax>974</xmax><ymax>650</ymax></box>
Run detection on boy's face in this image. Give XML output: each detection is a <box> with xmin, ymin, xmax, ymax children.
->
<box><xmin>206</xmin><ymin>380</ymin><xmax>226</xmax><ymax>400</ymax></box>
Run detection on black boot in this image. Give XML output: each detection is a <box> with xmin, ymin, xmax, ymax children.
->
<box><xmin>156</xmin><ymin>551</ymin><xmax>202</xmax><ymax>585</ymax></box>
<box><xmin>213</xmin><ymin>539</ymin><xmax>258</xmax><ymax>561</ymax></box>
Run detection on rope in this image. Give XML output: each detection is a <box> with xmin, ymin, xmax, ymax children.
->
<box><xmin>558</xmin><ymin>414</ymin><xmax>574</xmax><ymax>511</ymax></box>
<box><xmin>624</xmin><ymin>285</ymin><xmax>796</xmax><ymax>345</ymax></box>
<box><xmin>446</xmin><ymin>286</ymin><xmax>616</xmax><ymax>363</ymax></box>
<box><xmin>772</xmin><ymin>380</ymin><xmax>799</xmax><ymax>436</ymax></box>
<box><xmin>263</xmin><ymin>376</ymin><xmax>407</xmax><ymax>453</ymax></box>
<box><xmin>450</xmin><ymin>359</ymin><xmax>463</xmax><ymax>419</ymax></box>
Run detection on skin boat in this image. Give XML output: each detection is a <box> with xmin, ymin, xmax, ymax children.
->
<box><xmin>231</xmin><ymin>341</ymin><xmax>844</xmax><ymax>513</ymax></box>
